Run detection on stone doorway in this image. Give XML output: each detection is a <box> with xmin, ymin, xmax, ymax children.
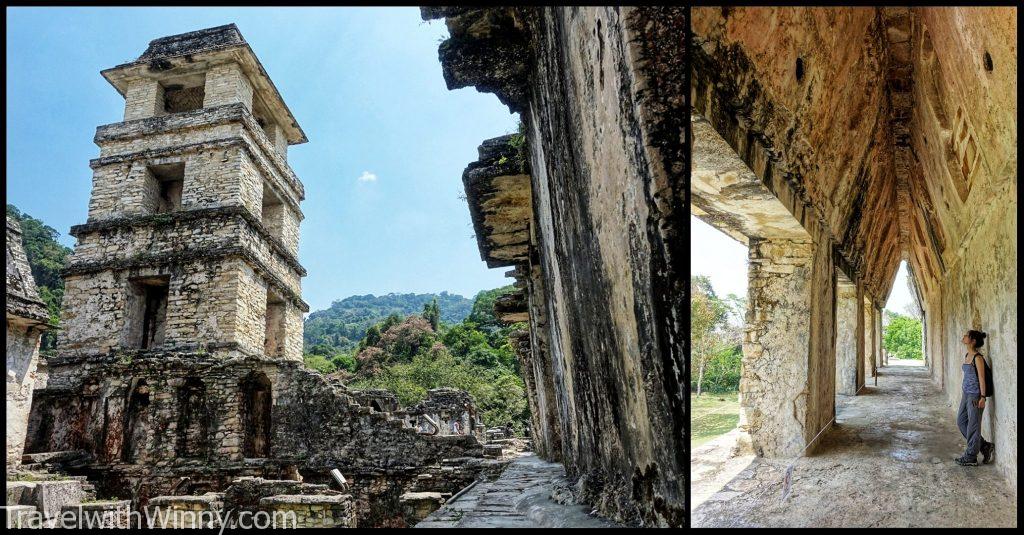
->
<box><xmin>122</xmin><ymin>379</ymin><xmax>151</xmax><ymax>463</ymax></box>
<box><xmin>175</xmin><ymin>377</ymin><xmax>210</xmax><ymax>458</ymax></box>
<box><xmin>240</xmin><ymin>372</ymin><xmax>273</xmax><ymax>458</ymax></box>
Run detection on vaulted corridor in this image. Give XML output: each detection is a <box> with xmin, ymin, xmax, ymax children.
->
<box><xmin>692</xmin><ymin>362</ymin><xmax>1016</xmax><ymax>527</ymax></box>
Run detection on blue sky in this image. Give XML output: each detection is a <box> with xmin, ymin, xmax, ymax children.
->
<box><xmin>6</xmin><ymin>7</ymin><xmax>518</xmax><ymax>313</ymax></box>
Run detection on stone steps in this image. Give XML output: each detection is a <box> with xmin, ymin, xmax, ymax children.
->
<box><xmin>414</xmin><ymin>455</ymin><xmax>618</xmax><ymax>528</ymax></box>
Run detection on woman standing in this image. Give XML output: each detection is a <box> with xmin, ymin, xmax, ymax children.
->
<box><xmin>955</xmin><ymin>330</ymin><xmax>994</xmax><ymax>466</ymax></box>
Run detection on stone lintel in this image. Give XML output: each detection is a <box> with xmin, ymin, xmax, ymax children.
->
<box><xmin>691</xmin><ymin>113</ymin><xmax>809</xmax><ymax>244</ymax></box>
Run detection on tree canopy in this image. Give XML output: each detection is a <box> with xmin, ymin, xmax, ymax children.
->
<box><xmin>302</xmin><ymin>285</ymin><xmax>529</xmax><ymax>432</ymax></box>
<box><xmin>883</xmin><ymin>311</ymin><xmax>923</xmax><ymax>360</ymax></box>
<box><xmin>303</xmin><ymin>292</ymin><xmax>474</xmax><ymax>353</ymax></box>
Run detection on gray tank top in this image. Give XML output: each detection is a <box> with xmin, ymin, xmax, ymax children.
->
<box><xmin>962</xmin><ymin>354</ymin><xmax>981</xmax><ymax>394</ymax></box>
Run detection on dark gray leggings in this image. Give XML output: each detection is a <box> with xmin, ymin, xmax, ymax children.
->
<box><xmin>957</xmin><ymin>393</ymin><xmax>990</xmax><ymax>460</ymax></box>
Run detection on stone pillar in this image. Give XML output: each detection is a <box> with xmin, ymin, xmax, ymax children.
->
<box><xmin>835</xmin><ymin>281</ymin><xmax>859</xmax><ymax>395</ymax></box>
<box><xmin>874</xmin><ymin>306</ymin><xmax>883</xmax><ymax>369</ymax></box>
<box><xmin>804</xmin><ymin>237</ymin><xmax>837</xmax><ymax>450</ymax></box>
<box><xmin>7</xmin><ymin>216</ymin><xmax>51</xmax><ymax>469</ymax></box>
<box><xmin>270</xmin><ymin>123</ymin><xmax>289</xmax><ymax>161</ymax></box>
<box><xmin>203</xmin><ymin>63</ymin><xmax>253</xmax><ymax>111</ymax></box>
<box><xmin>123</xmin><ymin>78</ymin><xmax>165</xmax><ymax>121</ymax></box>
<box><xmin>741</xmin><ymin>238</ymin><xmax>814</xmax><ymax>457</ymax></box>
<box><xmin>6</xmin><ymin>322</ymin><xmax>45</xmax><ymax>468</ymax></box>
<box><xmin>855</xmin><ymin>280</ymin><xmax>866</xmax><ymax>392</ymax></box>
<box><xmin>864</xmin><ymin>298</ymin><xmax>876</xmax><ymax>378</ymax></box>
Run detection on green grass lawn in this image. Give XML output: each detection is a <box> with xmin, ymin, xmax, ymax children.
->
<box><xmin>691</xmin><ymin>391</ymin><xmax>740</xmax><ymax>448</ymax></box>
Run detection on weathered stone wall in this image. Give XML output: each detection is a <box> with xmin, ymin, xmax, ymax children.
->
<box><xmin>404</xmin><ymin>388</ymin><xmax>484</xmax><ymax>438</ymax></box>
<box><xmin>6</xmin><ymin>216</ymin><xmax>51</xmax><ymax>469</ymax></box>
<box><xmin>425</xmin><ymin>6</ymin><xmax>686</xmax><ymax>526</ymax></box>
<box><xmin>27</xmin><ymin>353</ymin><xmax>485</xmax><ymax>516</ymax></box>
<box><xmin>6</xmin><ymin>320</ymin><xmax>44</xmax><ymax>467</ymax></box>
<box><xmin>901</xmin><ymin>8</ymin><xmax>1017</xmax><ymax>491</ymax></box>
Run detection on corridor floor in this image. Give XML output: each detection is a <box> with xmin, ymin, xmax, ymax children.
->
<box><xmin>691</xmin><ymin>364</ymin><xmax>1017</xmax><ymax>527</ymax></box>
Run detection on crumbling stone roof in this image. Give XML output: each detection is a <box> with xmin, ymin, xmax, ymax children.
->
<box><xmin>138</xmin><ymin>24</ymin><xmax>246</xmax><ymax>62</ymax></box>
<box><xmin>102</xmin><ymin>23</ymin><xmax>308</xmax><ymax>145</ymax></box>
<box><xmin>6</xmin><ymin>216</ymin><xmax>50</xmax><ymax>325</ymax></box>
<box><xmin>462</xmin><ymin>135</ymin><xmax>531</xmax><ymax>269</ymax></box>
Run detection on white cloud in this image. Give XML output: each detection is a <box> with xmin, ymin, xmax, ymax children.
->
<box><xmin>357</xmin><ymin>171</ymin><xmax>378</xmax><ymax>182</ymax></box>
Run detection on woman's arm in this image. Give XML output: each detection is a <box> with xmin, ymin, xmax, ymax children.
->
<box><xmin>975</xmin><ymin>354</ymin><xmax>987</xmax><ymax>406</ymax></box>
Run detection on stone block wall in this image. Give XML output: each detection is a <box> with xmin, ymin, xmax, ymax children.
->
<box><xmin>425</xmin><ymin>6</ymin><xmax>687</xmax><ymax>526</ymax></box>
<box><xmin>742</xmin><ymin>238</ymin><xmax>813</xmax><ymax>457</ymax></box>
<box><xmin>57</xmin><ymin>257</ymin><xmax>303</xmax><ymax>360</ymax></box>
<box><xmin>258</xmin><ymin>495</ymin><xmax>355</xmax><ymax>528</ymax></box>
<box><xmin>203</xmin><ymin>63</ymin><xmax>253</xmax><ymax>112</ymax></box>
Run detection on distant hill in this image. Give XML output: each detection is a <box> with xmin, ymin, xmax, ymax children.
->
<box><xmin>304</xmin><ymin>292</ymin><xmax>474</xmax><ymax>350</ymax></box>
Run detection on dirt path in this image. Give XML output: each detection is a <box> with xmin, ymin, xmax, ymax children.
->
<box><xmin>691</xmin><ymin>364</ymin><xmax>1017</xmax><ymax>527</ymax></box>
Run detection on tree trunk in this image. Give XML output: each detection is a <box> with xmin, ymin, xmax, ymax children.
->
<box><xmin>696</xmin><ymin>359</ymin><xmax>706</xmax><ymax>397</ymax></box>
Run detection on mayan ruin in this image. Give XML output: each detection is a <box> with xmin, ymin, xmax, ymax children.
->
<box><xmin>690</xmin><ymin>6</ymin><xmax>1017</xmax><ymax>528</ymax></box>
<box><xmin>5</xmin><ymin>24</ymin><xmax>506</xmax><ymax>529</ymax></box>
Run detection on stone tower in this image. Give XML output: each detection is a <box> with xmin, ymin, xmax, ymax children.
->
<box><xmin>22</xmin><ymin>26</ymin><xmax>486</xmax><ymax>519</ymax></box>
<box><xmin>58</xmin><ymin>24</ymin><xmax>308</xmax><ymax>361</ymax></box>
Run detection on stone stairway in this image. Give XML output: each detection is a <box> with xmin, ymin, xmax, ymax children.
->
<box><xmin>414</xmin><ymin>455</ymin><xmax>618</xmax><ymax>528</ymax></box>
<box><xmin>6</xmin><ymin>452</ymin><xmax>101</xmax><ymax>528</ymax></box>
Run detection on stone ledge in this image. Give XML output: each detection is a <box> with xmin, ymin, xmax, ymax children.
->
<box><xmin>462</xmin><ymin>135</ymin><xmax>532</xmax><ymax>268</ymax></box>
<box><xmin>259</xmin><ymin>494</ymin><xmax>351</xmax><ymax>505</ymax></box>
<box><xmin>62</xmin><ymin>244</ymin><xmax>309</xmax><ymax>312</ymax></box>
<box><xmin>42</xmin><ymin>345</ymin><xmax>303</xmax><ymax>369</ymax></box>
<box><xmin>95</xmin><ymin>103</ymin><xmax>304</xmax><ymax>202</ymax></box>
<box><xmin>69</xmin><ymin>205</ymin><xmax>306</xmax><ymax>277</ymax></box>
<box><xmin>149</xmin><ymin>493</ymin><xmax>223</xmax><ymax>506</ymax></box>
<box><xmin>90</xmin><ymin>134</ymin><xmax>304</xmax><ymax>216</ymax></box>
